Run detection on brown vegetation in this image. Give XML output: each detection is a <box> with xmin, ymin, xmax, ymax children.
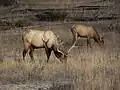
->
<box><xmin>0</xmin><ymin>1</ymin><xmax>119</xmax><ymax>89</ymax></box>
<box><xmin>0</xmin><ymin>21</ymin><xmax>120</xmax><ymax>90</ymax></box>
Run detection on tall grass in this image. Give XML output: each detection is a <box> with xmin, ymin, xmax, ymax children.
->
<box><xmin>0</xmin><ymin>21</ymin><xmax>120</xmax><ymax>89</ymax></box>
<box><xmin>0</xmin><ymin>38</ymin><xmax>120</xmax><ymax>90</ymax></box>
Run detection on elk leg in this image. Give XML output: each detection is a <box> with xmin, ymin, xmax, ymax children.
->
<box><xmin>47</xmin><ymin>49</ymin><xmax>52</xmax><ymax>63</ymax></box>
<box><xmin>45</xmin><ymin>48</ymin><xmax>52</xmax><ymax>63</ymax></box>
<box><xmin>87</xmin><ymin>39</ymin><xmax>89</xmax><ymax>46</ymax></box>
<box><xmin>87</xmin><ymin>38</ymin><xmax>92</xmax><ymax>48</ymax></box>
<box><xmin>29</xmin><ymin>46</ymin><xmax>34</xmax><ymax>61</ymax></box>
<box><xmin>22</xmin><ymin>48</ymin><xmax>29</xmax><ymax>61</ymax></box>
<box><xmin>22</xmin><ymin>43</ymin><xmax>30</xmax><ymax>61</ymax></box>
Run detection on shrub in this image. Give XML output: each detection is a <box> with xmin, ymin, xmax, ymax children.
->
<box><xmin>15</xmin><ymin>20</ymin><xmax>33</xmax><ymax>27</ymax></box>
<box><xmin>35</xmin><ymin>10</ymin><xmax>68</xmax><ymax>21</ymax></box>
<box><xmin>0</xmin><ymin>19</ymin><xmax>33</xmax><ymax>30</ymax></box>
<box><xmin>0</xmin><ymin>0</ymin><xmax>17</xmax><ymax>7</ymax></box>
<box><xmin>0</xmin><ymin>20</ymin><xmax>14</xmax><ymax>30</ymax></box>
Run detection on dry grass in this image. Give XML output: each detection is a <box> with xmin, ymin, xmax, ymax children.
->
<box><xmin>0</xmin><ymin>21</ymin><xmax>120</xmax><ymax>90</ymax></box>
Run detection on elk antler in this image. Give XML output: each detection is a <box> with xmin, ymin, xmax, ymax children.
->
<box><xmin>56</xmin><ymin>40</ymin><xmax>64</xmax><ymax>46</ymax></box>
<box><xmin>55</xmin><ymin>34</ymin><xmax>64</xmax><ymax>46</ymax></box>
<box><xmin>56</xmin><ymin>35</ymin><xmax>59</xmax><ymax>39</ymax></box>
<box><xmin>67</xmin><ymin>44</ymin><xmax>76</xmax><ymax>53</ymax></box>
<box><xmin>42</xmin><ymin>37</ymin><xmax>49</xmax><ymax>44</ymax></box>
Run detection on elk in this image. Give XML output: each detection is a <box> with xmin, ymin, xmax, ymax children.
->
<box><xmin>70</xmin><ymin>24</ymin><xmax>104</xmax><ymax>48</ymax></box>
<box><xmin>22</xmin><ymin>29</ymin><xmax>75</xmax><ymax>63</ymax></box>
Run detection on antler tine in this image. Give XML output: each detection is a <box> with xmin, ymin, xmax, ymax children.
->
<box><xmin>59</xmin><ymin>40</ymin><xmax>64</xmax><ymax>45</ymax></box>
<box><xmin>59</xmin><ymin>41</ymin><xmax>64</xmax><ymax>45</ymax></box>
<box><xmin>67</xmin><ymin>44</ymin><xmax>76</xmax><ymax>53</ymax></box>
<box><xmin>55</xmin><ymin>34</ymin><xmax>64</xmax><ymax>46</ymax></box>
<box><xmin>42</xmin><ymin>37</ymin><xmax>49</xmax><ymax>43</ymax></box>
<box><xmin>42</xmin><ymin>37</ymin><xmax>45</xmax><ymax>42</ymax></box>
<box><xmin>56</xmin><ymin>40</ymin><xmax>64</xmax><ymax>46</ymax></box>
<box><xmin>56</xmin><ymin>35</ymin><xmax>59</xmax><ymax>39</ymax></box>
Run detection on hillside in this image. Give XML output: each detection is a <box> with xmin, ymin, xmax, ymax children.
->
<box><xmin>0</xmin><ymin>0</ymin><xmax>119</xmax><ymax>30</ymax></box>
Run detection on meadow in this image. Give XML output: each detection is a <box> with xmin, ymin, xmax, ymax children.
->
<box><xmin>0</xmin><ymin>19</ymin><xmax>120</xmax><ymax>90</ymax></box>
<box><xmin>0</xmin><ymin>0</ymin><xmax>120</xmax><ymax>89</ymax></box>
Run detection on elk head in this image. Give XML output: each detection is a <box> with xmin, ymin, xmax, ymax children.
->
<box><xmin>42</xmin><ymin>34</ymin><xmax>75</xmax><ymax>63</ymax></box>
<box><xmin>100</xmin><ymin>35</ymin><xmax>104</xmax><ymax>44</ymax></box>
<box><xmin>54</xmin><ymin>42</ymin><xmax>76</xmax><ymax>63</ymax></box>
<box><xmin>99</xmin><ymin>35</ymin><xmax>104</xmax><ymax>47</ymax></box>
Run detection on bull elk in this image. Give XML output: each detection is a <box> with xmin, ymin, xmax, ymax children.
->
<box><xmin>22</xmin><ymin>29</ymin><xmax>75</xmax><ymax>63</ymax></box>
<box><xmin>70</xmin><ymin>24</ymin><xmax>104</xmax><ymax>48</ymax></box>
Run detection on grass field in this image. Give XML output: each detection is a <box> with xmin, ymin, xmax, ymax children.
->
<box><xmin>0</xmin><ymin>19</ymin><xmax>120</xmax><ymax>89</ymax></box>
<box><xmin>0</xmin><ymin>1</ymin><xmax>119</xmax><ymax>89</ymax></box>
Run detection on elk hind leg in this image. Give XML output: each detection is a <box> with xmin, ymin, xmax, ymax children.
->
<box><xmin>22</xmin><ymin>43</ymin><xmax>30</xmax><ymax>61</ymax></box>
<box><xmin>23</xmin><ymin>48</ymin><xmax>29</xmax><ymax>61</ymax></box>
<box><xmin>29</xmin><ymin>46</ymin><xmax>34</xmax><ymax>62</ymax></box>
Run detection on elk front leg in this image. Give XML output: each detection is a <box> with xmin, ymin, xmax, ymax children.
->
<box><xmin>45</xmin><ymin>48</ymin><xmax>52</xmax><ymax>63</ymax></box>
<box><xmin>87</xmin><ymin>38</ymin><xmax>92</xmax><ymax>48</ymax></box>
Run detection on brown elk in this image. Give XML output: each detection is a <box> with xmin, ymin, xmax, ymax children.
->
<box><xmin>70</xmin><ymin>24</ymin><xmax>104</xmax><ymax>48</ymax></box>
<box><xmin>22</xmin><ymin>29</ymin><xmax>75</xmax><ymax>63</ymax></box>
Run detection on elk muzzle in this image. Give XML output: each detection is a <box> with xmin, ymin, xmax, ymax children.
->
<box><xmin>59</xmin><ymin>54</ymin><xmax>68</xmax><ymax>63</ymax></box>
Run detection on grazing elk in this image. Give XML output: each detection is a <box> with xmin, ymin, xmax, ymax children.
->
<box><xmin>70</xmin><ymin>24</ymin><xmax>104</xmax><ymax>48</ymax></box>
<box><xmin>22</xmin><ymin>29</ymin><xmax>75</xmax><ymax>63</ymax></box>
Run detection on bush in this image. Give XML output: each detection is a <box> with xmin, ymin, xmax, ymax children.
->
<box><xmin>35</xmin><ymin>10</ymin><xmax>68</xmax><ymax>21</ymax></box>
<box><xmin>0</xmin><ymin>19</ymin><xmax>33</xmax><ymax>30</ymax></box>
<box><xmin>15</xmin><ymin>20</ymin><xmax>33</xmax><ymax>27</ymax></box>
<box><xmin>0</xmin><ymin>20</ymin><xmax>12</xmax><ymax>26</ymax></box>
<box><xmin>0</xmin><ymin>20</ymin><xmax>14</xmax><ymax>30</ymax></box>
<box><xmin>0</xmin><ymin>0</ymin><xmax>17</xmax><ymax>7</ymax></box>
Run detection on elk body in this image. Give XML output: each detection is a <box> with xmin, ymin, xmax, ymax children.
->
<box><xmin>22</xmin><ymin>29</ymin><xmax>74</xmax><ymax>63</ymax></box>
<box><xmin>70</xmin><ymin>24</ymin><xmax>104</xmax><ymax>48</ymax></box>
